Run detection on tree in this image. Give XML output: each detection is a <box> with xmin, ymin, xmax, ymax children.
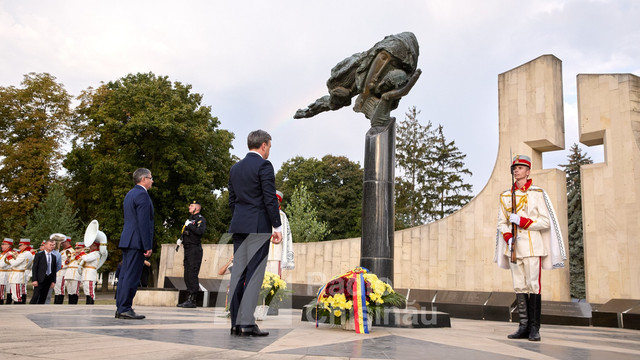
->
<box><xmin>395</xmin><ymin>106</ymin><xmax>433</xmax><ymax>228</ymax></box>
<box><xmin>23</xmin><ymin>183</ymin><xmax>82</xmax><ymax>244</ymax></box>
<box><xmin>287</xmin><ymin>183</ymin><xmax>330</xmax><ymax>242</ymax></box>
<box><xmin>64</xmin><ymin>72</ymin><xmax>234</xmax><ymax>269</ymax></box>
<box><xmin>276</xmin><ymin>155</ymin><xmax>363</xmax><ymax>240</ymax></box>
<box><xmin>427</xmin><ymin>125</ymin><xmax>473</xmax><ymax>220</ymax></box>
<box><xmin>0</xmin><ymin>73</ymin><xmax>73</xmax><ymax>238</ymax></box>
<box><xmin>560</xmin><ymin>143</ymin><xmax>592</xmax><ymax>299</ymax></box>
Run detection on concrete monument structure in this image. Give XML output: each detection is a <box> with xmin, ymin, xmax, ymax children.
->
<box><xmin>577</xmin><ymin>73</ymin><xmax>640</xmax><ymax>303</ymax></box>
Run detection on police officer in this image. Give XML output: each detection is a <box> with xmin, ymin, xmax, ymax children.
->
<box><xmin>177</xmin><ymin>201</ymin><xmax>206</xmax><ymax>308</ymax></box>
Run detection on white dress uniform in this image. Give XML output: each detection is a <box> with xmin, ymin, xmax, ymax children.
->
<box><xmin>64</xmin><ymin>245</ymin><xmax>83</xmax><ymax>299</ymax></box>
<box><xmin>55</xmin><ymin>247</ymin><xmax>74</xmax><ymax>296</ymax></box>
<box><xmin>0</xmin><ymin>239</ymin><xmax>14</xmax><ymax>302</ymax></box>
<box><xmin>7</xmin><ymin>244</ymin><xmax>34</xmax><ymax>302</ymax></box>
<box><xmin>79</xmin><ymin>249</ymin><xmax>101</xmax><ymax>300</ymax></box>
<box><xmin>267</xmin><ymin>209</ymin><xmax>295</xmax><ymax>276</ymax></box>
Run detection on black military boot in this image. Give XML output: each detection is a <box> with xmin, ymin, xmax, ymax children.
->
<box><xmin>184</xmin><ymin>293</ymin><xmax>197</xmax><ymax>308</ymax></box>
<box><xmin>68</xmin><ymin>294</ymin><xmax>79</xmax><ymax>304</ymax></box>
<box><xmin>528</xmin><ymin>293</ymin><xmax>541</xmax><ymax>341</ymax></box>
<box><xmin>177</xmin><ymin>293</ymin><xmax>197</xmax><ymax>308</ymax></box>
<box><xmin>507</xmin><ymin>293</ymin><xmax>530</xmax><ymax>339</ymax></box>
<box><xmin>5</xmin><ymin>296</ymin><xmax>12</xmax><ymax>305</ymax></box>
<box><xmin>54</xmin><ymin>295</ymin><xmax>64</xmax><ymax>304</ymax></box>
<box><xmin>86</xmin><ymin>295</ymin><xmax>94</xmax><ymax>305</ymax></box>
<box><xmin>20</xmin><ymin>296</ymin><xmax>27</xmax><ymax>304</ymax></box>
<box><xmin>0</xmin><ymin>299</ymin><xmax>4</xmax><ymax>305</ymax></box>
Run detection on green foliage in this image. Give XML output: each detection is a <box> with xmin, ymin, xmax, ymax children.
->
<box><xmin>395</xmin><ymin>107</ymin><xmax>473</xmax><ymax>228</ymax></box>
<box><xmin>428</xmin><ymin>125</ymin><xmax>473</xmax><ymax>220</ymax></box>
<box><xmin>0</xmin><ymin>73</ymin><xmax>73</xmax><ymax>238</ymax></box>
<box><xmin>23</xmin><ymin>184</ymin><xmax>82</xmax><ymax>244</ymax></box>
<box><xmin>560</xmin><ymin>143</ymin><xmax>593</xmax><ymax>299</ymax></box>
<box><xmin>63</xmin><ymin>72</ymin><xmax>234</xmax><ymax>269</ymax></box>
<box><xmin>276</xmin><ymin>155</ymin><xmax>363</xmax><ymax>240</ymax></box>
<box><xmin>286</xmin><ymin>183</ymin><xmax>330</xmax><ymax>242</ymax></box>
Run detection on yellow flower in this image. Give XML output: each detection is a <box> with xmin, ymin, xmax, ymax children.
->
<box><xmin>270</xmin><ymin>290</ymin><xmax>274</xmax><ymax>295</ymax></box>
<box><xmin>334</xmin><ymin>309</ymin><xmax>342</xmax><ymax>317</ymax></box>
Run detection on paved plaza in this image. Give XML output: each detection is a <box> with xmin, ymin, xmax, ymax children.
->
<box><xmin>1</xmin><ymin>304</ymin><xmax>639</xmax><ymax>360</ymax></box>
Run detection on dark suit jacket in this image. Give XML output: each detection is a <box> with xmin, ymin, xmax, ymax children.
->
<box><xmin>31</xmin><ymin>250</ymin><xmax>57</xmax><ymax>284</ymax></box>
<box><xmin>228</xmin><ymin>152</ymin><xmax>282</xmax><ymax>233</ymax></box>
<box><xmin>119</xmin><ymin>184</ymin><xmax>154</xmax><ymax>250</ymax></box>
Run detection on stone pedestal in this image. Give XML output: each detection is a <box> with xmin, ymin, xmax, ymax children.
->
<box><xmin>361</xmin><ymin>121</ymin><xmax>395</xmax><ymax>285</ymax></box>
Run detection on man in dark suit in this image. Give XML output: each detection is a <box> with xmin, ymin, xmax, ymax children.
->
<box><xmin>116</xmin><ymin>168</ymin><xmax>154</xmax><ymax>319</ymax></box>
<box><xmin>228</xmin><ymin>130</ymin><xmax>282</xmax><ymax>337</ymax></box>
<box><xmin>30</xmin><ymin>238</ymin><xmax>57</xmax><ymax>304</ymax></box>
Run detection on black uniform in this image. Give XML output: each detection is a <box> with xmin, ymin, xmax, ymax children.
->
<box><xmin>182</xmin><ymin>213</ymin><xmax>206</xmax><ymax>295</ymax></box>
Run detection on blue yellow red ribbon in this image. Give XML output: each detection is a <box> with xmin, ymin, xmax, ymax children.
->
<box><xmin>315</xmin><ymin>266</ymin><xmax>370</xmax><ymax>333</ymax></box>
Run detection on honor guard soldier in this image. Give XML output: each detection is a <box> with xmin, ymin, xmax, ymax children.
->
<box><xmin>54</xmin><ymin>235</ymin><xmax>73</xmax><ymax>304</ymax></box>
<box><xmin>6</xmin><ymin>239</ymin><xmax>34</xmax><ymax>304</ymax></box>
<box><xmin>176</xmin><ymin>200</ymin><xmax>206</xmax><ymax>308</ymax></box>
<box><xmin>0</xmin><ymin>238</ymin><xmax>14</xmax><ymax>304</ymax></box>
<box><xmin>495</xmin><ymin>155</ymin><xmax>566</xmax><ymax>342</ymax></box>
<box><xmin>76</xmin><ymin>240</ymin><xmax>101</xmax><ymax>304</ymax></box>
<box><xmin>64</xmin><ymin>241</ymin><xmax>84</xmax><ymax>304</ymax></box>
<box><xmin>266</xmin><ymin>190</ymin><xmax>295</xmax><ymax>276</ymax></box>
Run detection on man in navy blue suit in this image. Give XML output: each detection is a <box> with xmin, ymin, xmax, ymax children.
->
<box><xmin>116</xmin><ymin>168</ymin><xmax>154</xmax><ymax>319</ymax></box>
<box><xmin>228</xmin><ymin>130</ymin><xmax>282</xmax><ymax>336</ymax></box>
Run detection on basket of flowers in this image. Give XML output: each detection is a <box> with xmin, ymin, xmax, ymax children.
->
<box><xmin>313</xmin><ymin>267</ymin><xmax>405</xmax><ymax>333</ymax></box>
<box><xmin>254</xmin><ymin>271</ymin><xmax>290</xmax><ymax>320</ymax></box>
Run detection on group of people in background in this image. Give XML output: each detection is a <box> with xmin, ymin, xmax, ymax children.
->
<box><xmin>0</xmin><ymin>233</ymin><xmax>105</xmax><ymax>305</ymax></box>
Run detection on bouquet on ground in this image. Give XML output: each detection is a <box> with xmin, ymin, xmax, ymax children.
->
<box><xmin>314</xmin><ymin>267</ymin><xmax>405</xmax><ymax>333</ymax></box>
<box><xmin>259</xmin><ymin>271</ymin><xmax>290</xmax><ymax>308</ymax></box>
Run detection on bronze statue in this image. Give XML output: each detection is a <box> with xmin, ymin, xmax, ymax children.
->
<box><xmin>294</xmin><ymin>32</ymin><xmax>421</xmax><ymax>128</ymax></box>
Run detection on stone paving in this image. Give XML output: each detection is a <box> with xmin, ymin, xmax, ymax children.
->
<box><xmin>2</xmin><ymin>304</ymin><xmax>640</xmax><ymax>359</ymax></box>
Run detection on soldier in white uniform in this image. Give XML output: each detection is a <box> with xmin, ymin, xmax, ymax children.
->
<box><xmin>495</xmin><ymin>155</ymin><xmax>566</xmax><ymax>342</ymax></box>
<box><xmin>64</xmin><ymin>241</ymin><xmax>83</xmax><ymax>304</ymax></box>
<box><xmin>6</xmin><ymin>239</ymin><xmax>34</xmax><ymax>304</ymax></box>
<box><xmin>266</xmin><ymin>190</ymin><xmax>295</xmax><ymax>276</ymax></box>
<box><xmin>0</xmin><ymin>238</ymin><xmax>14</xmax><ymax>304</ymax></box>
<box><xmin>76</xmin><ymin>240</ymin><xmax>101</xmax><ymax>304</ymax></box>
<box><xmin>54</xmin><ymin>235</ymin><xmax>73</xmax><ymax>304</ymax></box>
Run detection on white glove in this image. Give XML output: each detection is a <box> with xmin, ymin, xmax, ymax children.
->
<box><xmin>509</xmin><ymin>214</ymin><xmax>521</xmax><ymax>225</ymax></box>
<box><xmin>184</xmin><ymin>219</ymin><xmax>192</xmax><ymax>227</ymax></box>
<box><xmin>508</xmin><ymin>238</ymin><xmax>513</xmax><ymax>252</ymax></box>
<box><xmin>176</xmin><ymin>239</ymin><xmax>182</xmax><ymax>246</ymax></box>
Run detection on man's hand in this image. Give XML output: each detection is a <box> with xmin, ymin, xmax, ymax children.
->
<box><xmin>49</xmin><ymin>282</ymin><xmax>55</xmax><ymax>289</ymax></box>
<box><xmin>144</xmin><ymin>249</ymin><xmax>153</xmax><ymax>257</ymax></box>
<box><xmin>32</xmin><ymin>281</ymin><xmax>38</xmax><ymax>287</ymax></box>
<box><xmin>271</xmin><ymin>231</ymin><xmax>282</xmax><ymax>244</ymax></box>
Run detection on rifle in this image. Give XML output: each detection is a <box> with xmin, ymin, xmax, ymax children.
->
<box><xmin>510</xmin><ymin>149</ymin><xmax>517</xmax><ymax>264</ymax></box>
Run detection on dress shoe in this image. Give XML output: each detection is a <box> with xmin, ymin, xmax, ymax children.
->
<box><xmin>116</xmin><ymin>310</ymin><xmax>145</xmax><ymax>319</ymax></box>
<box><xmin>239</xmin><ymin>325</ymin><xmax>269</xmax><ymax>337</ymax></box>
<box><xmin>230</xmin><ymin>326</ymin><xmax>239</xmax><ymax>335</ymax></box>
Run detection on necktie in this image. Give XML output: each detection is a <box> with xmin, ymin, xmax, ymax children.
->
<box><xmin>46</xmin><ymin>253</ymin><xmax>51</xmax><ymax>275</ymax></box>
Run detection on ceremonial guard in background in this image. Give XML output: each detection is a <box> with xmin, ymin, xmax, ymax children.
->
<box><xmin>65</xmin><ymin>241</ymin><xmax>84</xmax><ymax>304</ymax></box>
<box><xmin>266</xmin><ymin>190</ymin><xmax>295</xmax><ymax>276</ymax></box>
<box><xmin>177</xmin><ymin>201</ymin><xmax>206</xmax><ymax>308</ymax></box>
<box><xmin>54</xmin><ymin>236</ymin><xmax>73</xmax><ymax>304</ymax></box>
<box><xmin>495</xmin><ymin>154</ymin><xmax>566</xmax><ymax>342</ymax></box>
<box><xmin>0</xmin><ymin>238</ymin><xmax>14</xmax><ymax>304</ymax></box>
<box><xmin>6</xmin><ymin>239</ymin><xmax>33</xmax><ymax>304</ymax></box>
<box><xmin>76</xmin><ymin>220</ymin><xmax>109</xmax><ymax>305</ymax></box>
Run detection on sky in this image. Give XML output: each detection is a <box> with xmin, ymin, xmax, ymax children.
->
<box><xmin>1</xmin><ymin>0</ymin><xmax>639</xmax><ymax>195</ymax></box>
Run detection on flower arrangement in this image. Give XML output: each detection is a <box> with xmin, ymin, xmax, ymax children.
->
<box><xmin>259</xmin><ymin>271</ymin><xmax>289</xmax><ymax>308</ymax></box>
<box><xmin>314</xmin><ymin>267</ymin><xmax>405</xmax><ymax>333</ymax></box>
